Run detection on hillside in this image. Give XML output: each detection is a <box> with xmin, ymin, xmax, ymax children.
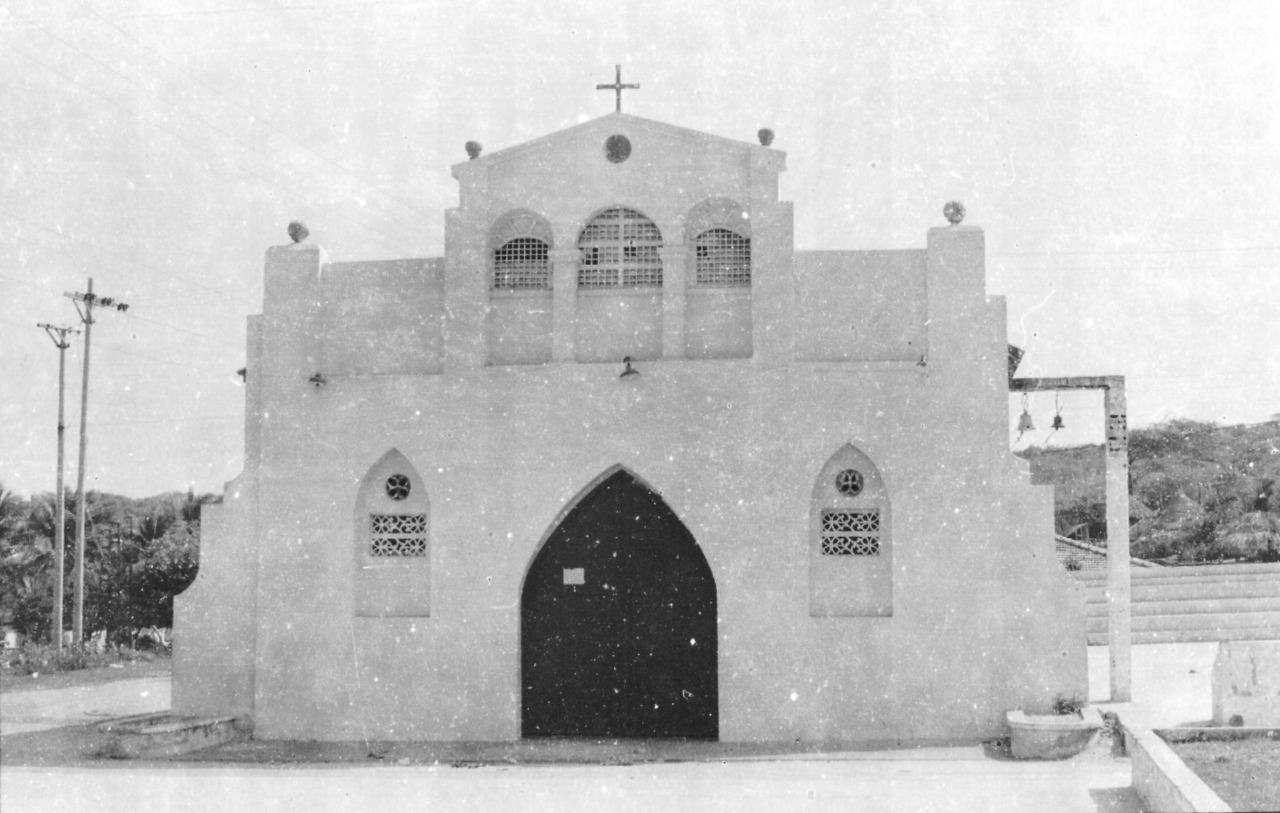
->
<box><xmin>1019</xmin><ymin>419</ymin><xmax>1280</xmax><ymax>563</ymax></box>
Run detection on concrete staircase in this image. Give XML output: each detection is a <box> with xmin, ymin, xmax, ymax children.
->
<box><xmin>1075</xmin><ymin>562</ymin><xmax>1280</xmax><ymax>645</ymax></box>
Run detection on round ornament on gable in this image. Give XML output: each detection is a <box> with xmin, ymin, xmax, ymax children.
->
<box><xmin>385</xmin><ymin>474</ymin><xmax>411</xmax><ymax>500</ymax></box>
<box><xmin>835</xmin><ymin>469</ymin><xmax>864</xmax><ymax>496</ymax></box>
<box><xmin>605</xmin><ymin>134</ymin><xmax>632</xmax><ymax>164</ymax></box>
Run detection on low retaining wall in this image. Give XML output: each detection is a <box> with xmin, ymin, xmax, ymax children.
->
<box><xmin>1124</xmin><ymin>724</ymin><xmax>1231</xmax><ymax>813</ymax></box>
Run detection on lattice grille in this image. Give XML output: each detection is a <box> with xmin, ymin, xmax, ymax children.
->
<box><xmin>577</xmin><ymin>208</ymin><xmax>663</xmax><ymax>288</ymax></box>
<box><xmin>370</xmin><ymin>513</ymin><xmax>428</xmax><ymax>557</ymax></box>
<box><xmin>695</xmin><ymin>228</ymin><xmax>750</xmax><ymax>286</ymax></box>
<box><xmin>371</xmin><ymin>537</ymin><xmax>427</xmax><ymax>557</ymax></box>
<box><xmin>493</xmin><ymin>237</ymin><xmax>550</xmax><ymax>290</ymax></box>
<box><xmin>821</xmin><ymin>509</ymin><xmax>880</xmax><ymax>556</ymax></box>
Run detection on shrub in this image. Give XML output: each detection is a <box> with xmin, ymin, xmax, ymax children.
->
<box><xmin>1052</xmin><ymin>694</ymin><xmax>1085</xmax><ymax>716</ymax></box>
<box><xmin>0</xmin><ymin>642</ymin><xmax>132</xmax><ymax>675</ymax></box>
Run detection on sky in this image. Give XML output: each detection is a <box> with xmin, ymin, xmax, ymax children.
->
<box><xmin>2</xmin><ymin>0</ymin><xmax>1278</xmax><ymax>498</ymax></box>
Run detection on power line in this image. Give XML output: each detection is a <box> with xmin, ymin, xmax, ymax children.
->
<box><xmin>120</xmin><ymin>310</ymin><xmax>242</xmax><ymax>349</ymax></box>
<box><xmin>1</xmin><ymin>272</ymin><xmax>244</xmax><ymax>350</ymax></box>
<box><xmin>1</xmin><ymin>210</ymin><xmax>257</xmax><ymax>307</ymax></box>
<box><xmin>992</xmin><ymin>245</ymin><xmax>1280</xmax><ymax>258</ymax></box>
<box><xmin>94</xmin><ymin>343</ymin><xmax>197</xmax><ymax>368</ymax></box>
<box><xmin>88</xmin><ymin>414</ymin><xmax>242</xmax><ymax>427</ymax></box>
<box><xmin>5</xmin><ymin>237</ymin><xmax>262</xmax><ymax>312</ymax></box>
<box><xmin>65</xmin><ymin>0</ymin><xmax>425</xmax><ymax>20</ymax></box>
<box><xmin>1</xmin><ymin>38</ymin><xmax>411</xmax><ymax>249</ymax></box>
<box><xmin>68</xmin><ymin>0</ymin><xmax>435</xmax><ymax>222</ymax></box>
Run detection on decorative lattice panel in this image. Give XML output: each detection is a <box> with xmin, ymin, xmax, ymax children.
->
<box><xmin>821</xmin><ymin>509</ymin><xmax>880</xmax><ymax>556</ymax></box>
<box><xmin>577</xmin><ymin>208</ymin><xmax>663</xmax><ymax>288</ymax></box>
<box><xmin>370</xmin><ymin>514</ymin><xmax>428</xmax><ymax>557</ymax></box>
<box><xmin>695</xmin><ymin>228</ymin><xmax>751</xmax><ymax>286</ymax></box>
<box><xmin>493</xmin><ymin>237</ymin><xmax>550</xmax><ymax>290</ymax></box>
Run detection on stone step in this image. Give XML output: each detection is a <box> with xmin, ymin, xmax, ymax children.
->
<box><xmin>1074</xmin><ymin>568</ymin><xmax>1280</xmax><ymax>586</ymax></box>
<box><xmin>1084</xmin><ymin>596</ymin><xmax>1280</xmax><ymax>616</ymax></box>
<box><xmin>1073</xmin><ymin>563</ymin><xmax>1280</xmax><ymax>579</ymax></box>
<box><xmin>98</xmin><ymin>713</ymin><xmax>250</xmax><ymax>759</ymax></box>
<box><xmin>1081</xmin><ymin>580</ymin><xmax>1280</xmax><ymax>603</ymax></box>
<box><xmin>1086</xmin><ymin>611</ymin><xmax>1280</xmax><ymax>634</ymax></box>
<box><xmin>1087</xmin><ymin>627</ymin><xmax>1280</xmax><ymax>645</ymax></box>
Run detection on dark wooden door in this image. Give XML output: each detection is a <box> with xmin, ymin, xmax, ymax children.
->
<box><xmin>521</xmin><ymin>470</ymin><xmax>717</xmax><ymax>738</ymax></box>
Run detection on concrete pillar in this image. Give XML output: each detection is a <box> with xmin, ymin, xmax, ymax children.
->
<box><xmin>550</xmin><ymin>247</ymin><xmax>578</xmax><ymax>362</ymax></box>
<box><xmin>443</xmin><ymin>208</ymin><xmax>487</xmax><ymax>372</ymax></box>
<box><xmin>260</xmin><ymin>242</ymin><xmax>327</xmax><ymax>399</ymax></box>
<box><xmin>925</xmin><ymin>223</ymin><xmax>987</xmax><ymax>368</ymax></box>
<box><xmin>748</xmin><ymin>149</ymin><xmax>793</xmax><ymax>365</ymax></box>
<box><xmin>1105</xmin><ymin>380</ymin><xmax>1132</xmax><ymax>701</ymax></box>
<box><xmin>660</xmin><ymin>243</ymin><xmax>688</xmax><ymax>359</ymax></box>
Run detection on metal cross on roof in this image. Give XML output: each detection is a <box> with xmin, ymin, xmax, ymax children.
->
<box><xmin>596</xmin><ymin>64</ymin><xmax>639</xmax><ymax>113</ymax></box>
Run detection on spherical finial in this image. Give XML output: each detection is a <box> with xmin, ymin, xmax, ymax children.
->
<box><xmin>757</xmin><ymin>128</ymin><xmax>775</xmax><ymax>147</ymax></box>
<box><xmin>287</xmin><ymin>220</ymin><xmax>310</xmax><ymax>243</ymax></box>
<box><xmin>465</xmin><ymin>141</ymin><xmax>482</xmax><ymax>160</ymax></box>
<box><xmin>943</xmin><ymin>201</ymin><xmax>966</xmax><ymax>225</ymax></box>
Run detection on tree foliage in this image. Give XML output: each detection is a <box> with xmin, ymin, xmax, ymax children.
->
<box><xmin>1023</xmin><ymin>418</ymin><xmax>1280</xmax><ymax>564</ymax></box>
<box><xmin>0</xmin><ymin>483</ymin><xmax>211</xmax><ymax>642</ymax></box>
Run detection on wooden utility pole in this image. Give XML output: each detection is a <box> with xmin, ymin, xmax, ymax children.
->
<box><xmin>38</xmin><ymin>322</ymin><xmax>79</xmax><ymax>649</ymax></box>
<box><xmin>66</xmin><ymin>279</ymin><xmax>128</xmax><ymax>644</ymax></box>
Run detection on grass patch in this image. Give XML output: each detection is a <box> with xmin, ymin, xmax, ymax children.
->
<box><xmin>1169</xmin><ymin>737</ymin><xmax>1280</xmax><ymax>812</ymax></box>
<box><xmin>0</xmin><ymin>646</ymin><xmax>170</xmax><ymax>694</ymax></box>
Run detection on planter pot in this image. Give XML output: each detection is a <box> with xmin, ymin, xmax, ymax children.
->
<box><xmin>1007</xmin><ymin>706</ymin><xmax>1103</xmax><ymax>760</ymax></box>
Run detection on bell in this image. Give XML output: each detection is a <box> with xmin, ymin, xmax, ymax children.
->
<box><xmin>1051</xmin><ymin>414</ymin><xmax>1065</xmax><ymax>431</ymax></box>
<box><xmin>1017</xmin><ymin>410</ymin><xmax>1035</xmax><ymax>433</ymax></box>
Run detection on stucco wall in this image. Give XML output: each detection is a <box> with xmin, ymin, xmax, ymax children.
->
<box><xmin>322</xmin><ymin>258</ymin><xmax>444</xmax><ymax>375</ymax></box>
<box><xmin>795</xmin><ymin>250</ymin><xmax>927</xmax><ymax>362</ymax></box>
<box><xmin>174</xmin><ymin>116</ymin><xmax>1087</xmax><ymax>745</ymax></box>
<box><xmin>228</xmin><ymin>354</ymin><xmax>1082</xmax><ymax>743</ymax></box>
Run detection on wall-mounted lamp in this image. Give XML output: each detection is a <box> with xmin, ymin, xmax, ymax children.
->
<box><xmin>236</xmin><ymin>367</ymin><xmax>247</xmax><ymax>382</ymax></box>
<box><xmin>916</xmin><ymin>354</ymin><xmax>928</xmax><ymax>368</ymax></box>
<box><xmin>619</xmin><ymin>356</ymin><xmax>639</xmax><ymax>379</ymax></box>
<box><xmin>308</xmin><ymin>372</ymin><xmax>328</xmax><ymax>387</ymax></box>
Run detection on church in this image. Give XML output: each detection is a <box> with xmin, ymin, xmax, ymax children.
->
<box><xmin>173</xmin><ymin>96</ymin><xmax>1087</xmax><ymax>744</ymax></box>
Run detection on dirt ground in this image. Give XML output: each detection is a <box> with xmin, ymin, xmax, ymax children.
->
<box><xmin>1170</xmin><ymin>736</ymin><xmax>1280</xmax><ymax>812</ymax></box>
<box><xmin>0</xmin><ymin>657</ymin><xmax>170</xmax><ymax>695</ymax></box>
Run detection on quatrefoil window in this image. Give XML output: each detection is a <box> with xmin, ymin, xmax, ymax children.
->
<box><xmin>835</xmin><ymin>469</ymin><xmax>864</xmax><ymax>496</ymax></box>
<box><xmin>385</xmin><ymin>474</ymin><xmax>411</xmax><ymax>501</ymax></box>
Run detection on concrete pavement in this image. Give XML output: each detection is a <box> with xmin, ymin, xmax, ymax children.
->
<box><xmin>0</xmin><ymin>677</ymin><xmax>169</xmax><ymax>736</ymax></box>
<box><xmin>1087</xmin><ymin>642</ymin><xmax>1217</xmax><ymax>727</ymax></box>
<box><xmin>0</xmin><ymin>643</ymin><xmax>1228</xmax><ymax>812</ymax></box>
<box><xmin>0</xmin><ymin>750</ymin><xmax>1139</xmax><ymax>813</ymax></box>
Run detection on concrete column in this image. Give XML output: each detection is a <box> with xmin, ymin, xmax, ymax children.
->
<box><xmin>925</xmin><ymin>223</ymin><xmax>986</xmax><ymax>369</ymax></box>
<box><xmin>748</xmin><ymin>149</ymin><xmax>794</xmax><ymax>366</ymax></box>
<box><xmin>1105</xmin><ymin>380</ymin><xmax>1132</xmax><ymax>701</ymax></box>
<box><xmin>442</xmin><ymin>208</ymin><xmax>487</xmax><ymax>372</ymax></box>
<box><xmin>550</xmin><ymin>247</ymin><xmax>578</xmax><ymax>362</ymax></box>
<box><xmin>260</xmin><ymin>242</ymin><xmax>327</xmax><ymax>398</ymax></box>
<box><xmin>660</xmin><ymin>243</ymin><xmax>688</xmax><ymax>359</ymax></box>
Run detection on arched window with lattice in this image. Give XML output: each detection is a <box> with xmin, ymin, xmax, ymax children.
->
<box><xmin>809</xmin><ymin>444</ymin><xmax>892</xmax><ymax>617</ymax></box>
<box><xmin>354</xmin><ymin>449</ymin><xmax>430</xmax><ymax>617</ymax></box>
<box><xmin>694</xmin><ymin>228</ymin><xmax>751</xmax><ymax>286</ymax></box>
<box><xmin>577</xmin><ymin>207</ymin><xmax>663</xmax><ymax>288</ymax></box>
<box><xmin>684</xmin><ymin>198</ymin><xmax>751</xmax><ymax>288</ymax></box>
<box><xmin>490</xmin><ymin>209</ymin><xmax>553</xmax><ymax>291</ymax></box>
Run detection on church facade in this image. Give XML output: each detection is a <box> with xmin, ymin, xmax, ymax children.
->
<box><xmin>174</xmin><ymin>112</ymin><xmax>1087</xmax><ymax>743</ymax></box>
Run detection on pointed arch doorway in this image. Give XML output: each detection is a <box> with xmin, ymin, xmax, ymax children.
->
<box><xmin>521</xmin><ymin>469</ymin><xmax>718</xmax><ymax>739</ymax></box>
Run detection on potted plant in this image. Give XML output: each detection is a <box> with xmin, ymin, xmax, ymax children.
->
<box><xmin>1007</xmin><ymin>695</ymin><xmax>1103</xmax><ymax>759</ymax></box>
